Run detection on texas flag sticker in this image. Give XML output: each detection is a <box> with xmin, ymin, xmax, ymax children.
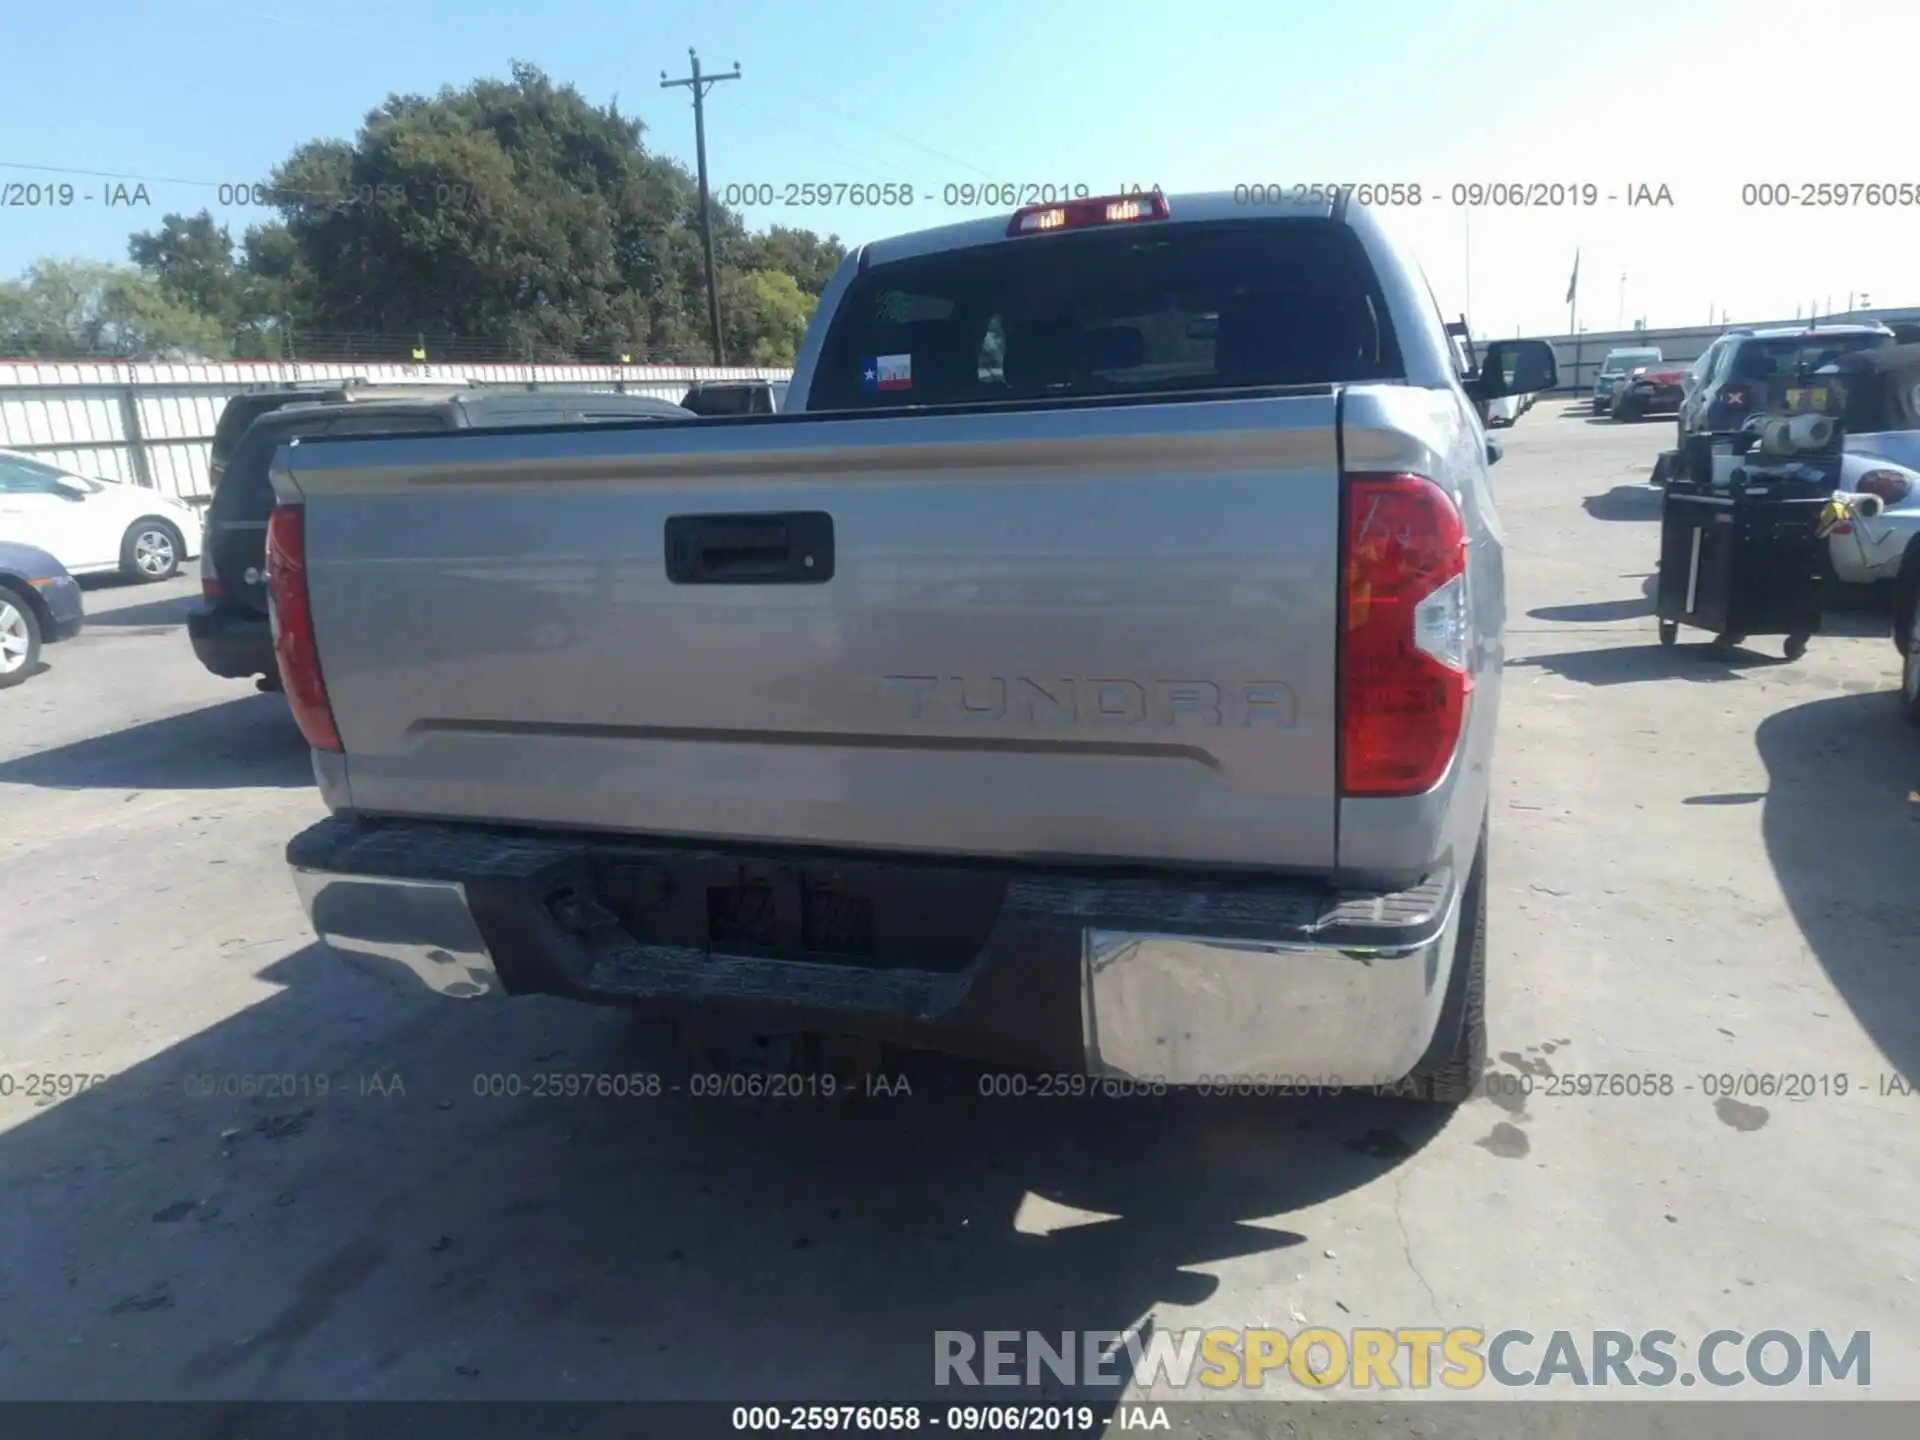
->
<box><xmin>861</xmin><ymin>354</ymin><xmax>913</xmax><ymax>392</ymax></box>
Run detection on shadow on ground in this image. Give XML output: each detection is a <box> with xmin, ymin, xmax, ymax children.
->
<box><xmin>1527</xmin><ymin>597</ymin><xmax>1654</xmax><ymax>624</ymax></box>
<box><xmin>0</xmin><ymin>941</ymin><xmax>1456</xmax><ymax>1403</ymax></box>
<box><xmin>0</xmin><ymin>692</ymin><xmax>309</xmax><ymax>790</ymax></box>
<box><xmin>1505</xmin><ymin>642</ymin><xmax>1775</xmax><ymax>687</ymax></box>
<box><xmin>1757</xmin><ymin>691</ymin><xmax>1920</xmax><ymax>1087</ymax></box>
<box><xmin>83</xmin><ymin>591</ymin><xmax>200</xmax><ymax>629</ymax></box>
<box><xmin>1582</xmin><ymin>485</ymin><xmax>1664</xmax><ymax>522</ymax></box>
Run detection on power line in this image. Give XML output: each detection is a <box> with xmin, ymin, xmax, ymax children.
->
<box><xmin>772</xmin><ymin>82</ymin><xmax>997</xmax><ymax>181</ymax></box>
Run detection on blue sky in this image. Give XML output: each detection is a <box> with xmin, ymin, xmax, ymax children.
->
<box><xmin>4</xmin><ymin>0</ymin><xmax>1917</xmax><ymax>339</ymax></box>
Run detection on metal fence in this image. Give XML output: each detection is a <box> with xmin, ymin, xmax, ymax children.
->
<box><xmin>0</xmin><ymin>359</ymin><xmax>793</xmax><ymax>507</ymax></box>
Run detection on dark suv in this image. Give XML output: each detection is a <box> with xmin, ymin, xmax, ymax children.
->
<box><xmin>187</xmin><ymin>388</ymin><xmax>692</xmax><ymax>685</ymax></box>
<box><xmin>1676</xmin><ymin>324</ymin><xmax>1894</xmax><ymax>456</ymax></box>
<box><xmin>204</xmin><ymin>381</ymin><xmax>383</xmax><ymax>494</ymax></box>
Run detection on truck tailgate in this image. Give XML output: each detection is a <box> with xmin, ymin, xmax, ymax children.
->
<box><xmin>281</xmin><ymin>396</ymin><xmax>1343</xmax><ymax>870</ymax></box>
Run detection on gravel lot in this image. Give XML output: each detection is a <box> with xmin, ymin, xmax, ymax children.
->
<box><xmin>2</xmin><ymin>406</ymin><xmax>1916</xmax><ymax>1429</ymax></box>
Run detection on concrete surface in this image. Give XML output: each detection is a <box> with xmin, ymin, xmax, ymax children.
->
<box><xmin>1</xmin><ymin>412</ymin><xmax>1916</xmax><ymax>1428</ymax></box>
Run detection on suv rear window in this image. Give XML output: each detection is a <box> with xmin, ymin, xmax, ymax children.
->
<box><xmin>1601</xmin><ymin>351</ymin><xmax>1660</xmax><ymax>374</ymax></box>
<box><xmin>809</xmin><ymin>219</ymin><xmax>1402</xmax><ymax>411</ymax></box>
<box><xmin>211</xmin><ymin>409</ymin><xmax>450</xmax><ymax>522</ymax></box>
<box><xmin>210</xmin><ymin>391</ymin><xmax>353</xmax><ymax>468</ymax></box>
<box><xmin>1733</xmin><ymin>334</ymin><xmax>1890</xmax><ymax>381</ymax></box>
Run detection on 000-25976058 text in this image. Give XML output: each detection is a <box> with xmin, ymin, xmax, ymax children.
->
<box><xmin>728</xmin><ymin>1404</ymin><xmax>1104</xmax><ymax>1432</ymax></box>
<box><xmin>208</xmin><ymin>180</ymin><xmax>486</xmax><ymax>212</ymax></box>
<box><xmin>1479</xmin><ymin>1071</ymin><xmax>1910</xmax><ymax>1100</ymax></box>
<box><xmin>714</xmin><ymin>182</ymin><xmax>1166</xmax><ymax>209</ymax></box>
<box><xmin>0</xmin><ymin>1071</ymin><xmax>111</xmax><ymax>1100</ymax></box>
<box><xmin>1740</xmin><ymin>181</ymin><xmax>1920</xmax><ymax>207</ymax></box>
<box><xmin>1233</xmin><ymin>181</ymin><xmax>1671</xmax><ymax>207</ymax></box>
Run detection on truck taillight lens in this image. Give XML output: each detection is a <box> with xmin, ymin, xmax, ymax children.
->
<box><xmin>1339</xmin><ymin>473</ymin><xmax>1471</xmax><ymax>797</ymax></box>
<box><xmin>265</xmin><ymin>504</ymin><xmax>342</xmax><ymax>753</ymax></box>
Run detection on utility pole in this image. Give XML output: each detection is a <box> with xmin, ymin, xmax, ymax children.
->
<box><xmin>662</xmin><ymin>48</ymin><xmax>741</xmax><ymax>366</ymax></box>
<box><xmin>1462</xmin><ymin>210</ymin><xmax>1471</xmax><ymax>324</ymax></box>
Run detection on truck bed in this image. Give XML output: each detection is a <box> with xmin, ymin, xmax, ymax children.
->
<box><xmin>275</xmin><ymin>392</ymin><xmax>1346</xmax><ymax>872</ymax></box>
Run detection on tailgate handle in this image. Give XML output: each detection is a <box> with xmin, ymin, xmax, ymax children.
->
<box><xmin>665</xmin><ymin>511</ymin><xmax>834</xmax><ymax>584</ymax></box>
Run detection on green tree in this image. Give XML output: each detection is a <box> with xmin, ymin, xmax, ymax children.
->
<box><xmin>721</xmin><ymin>268</ymin><xmax>816</xmax><ymax>365</ymax></box>
<box><xmin>0</xmin><ymin>259</ymin><xmax>229</xmax><ymax>358</ymax></box>
<box><xmin>127</xmin><ymin>210</ymin><xmax>295</xmax><ymax>357</ymax></box>
<box><xmin>254</xmin><ymin>63</ymin><xmax>711</xmax><ymax>358</ymax></box>
<box><xmin>246</xmin><ymin>62</ymin><xmax>845</xmax><ymax>362</ymax></box>
<box><xmin>5</xmin><ymin>63</ymin><xmax>848</xmax><ymax>364</ymax></box>
<box><xmin>730</xmin><ymin>226</ymin><xmax>846</xmax><ymax>298</ymax></box>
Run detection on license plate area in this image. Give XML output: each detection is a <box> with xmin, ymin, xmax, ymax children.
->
<box><xmin>585</xmin><ymin>850</ymin><xmax>1005</xmax><ymax>973</ymax></box>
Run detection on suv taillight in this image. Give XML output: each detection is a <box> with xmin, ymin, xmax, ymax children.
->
<box><xmin>1339</xmin><ymin>473</ymin><xmax>1471</xmax><ymax>797</ymax></box>
<box><xmin>199</xmin><ymin>547</ymin><xmax>223</xmax><ymax>602</ymax></box>
<box><xmin>1856</xmin><ymin>469</ymin><xmax>1913</xmax><ymax>505</ymax></box>
<box><xmin>265</xmin><ymin>504</ymin><xmax>342</xmax><ymax>752</ymax></box>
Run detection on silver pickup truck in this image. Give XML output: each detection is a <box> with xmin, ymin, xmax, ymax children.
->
<box><xmin>271</xmin><ymin>190</ymin><xmax>1554</xmax><ymax>1102</ymax></box>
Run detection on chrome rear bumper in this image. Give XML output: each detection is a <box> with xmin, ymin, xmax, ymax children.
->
<box><xmin>1081</xmin><ymin>923</ymin><xmax>1451</xmax><ymax>1087</ymax></box>
<box><xmin>288</xmin><ymin>818</ymin><xmax>1460</xmax><ymax>1086</ymax></box>
<box><xmin>292</xmin><ymin>868</ymin><xmax>501</xmax><ymax>999</ymax></box>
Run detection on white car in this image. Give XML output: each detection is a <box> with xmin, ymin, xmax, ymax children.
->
<box><xmin>1823</xmin><ymin>431</ymin><xmax>1920</xmax><ymax>588</ymax></box>
<box><xmin>0</xmin><ymin>449</ymin><xmax>201</xmax><ymax>583</ymax></box>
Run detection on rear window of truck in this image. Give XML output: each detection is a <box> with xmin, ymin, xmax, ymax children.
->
<box><xmin>809</xmin><ymin>219</ymin><xmax>1403</xmax><ymax>411</ymax></box>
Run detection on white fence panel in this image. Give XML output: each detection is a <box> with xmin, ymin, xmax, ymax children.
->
<box><xmin>0</xmin><ymin>361</ymin><xmax>792</xmax><ymax>505</ymax></box>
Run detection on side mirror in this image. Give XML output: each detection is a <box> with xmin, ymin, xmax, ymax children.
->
<box><xmin>1473</xmin><ymin>338</ymin><xmax>1558</xmax><ymax>400</ymax></box>
<box><xmin>1486</xmin><ymin>438</ymin><xmax>1504</xmax><ymax>465</ymax></box>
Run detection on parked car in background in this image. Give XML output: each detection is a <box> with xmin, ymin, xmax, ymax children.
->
<box><xmin>1592</xmin><ymin>346</ymin><xmax>1662</xmax><ymax>414</ymax></box>
<box><xmin>1675</xmin><ymin>324</ymin><xmax>1894</xmax><ymax>458</ymax></box>
<box><xmin>0</xmin><ymin>450</ymin><xmax>202</xmax><ymax>583</ymax></box>
<box><xmin>1610</xmin><ymin>361</ymin><xmax>1689</xmax><ymax>421</ymax></box>
<box><xmin>190</xmin><ymin>388</ymin><xmax>696</xmax><ymax>687</ymax></box>
<box><xmin>1804</xmin><ymin>343</ymin><xmax>1920</xmax><ymax>630</ymax></box>
<box><xmin>204</xmin><ymin>380</ymin><xmax>465</xmax><ymax>496</ymax></box>
<box><xmin>679</xmin><ymin>379</ymin><xmax>787</xmax><ymax>415</ymax></box>
<box><xmin>0</xmin><ymin>541</ymin><xmax>84</xmax><ymax>688</ymax></box>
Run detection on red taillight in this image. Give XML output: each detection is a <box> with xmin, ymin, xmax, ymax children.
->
<box><xmin>1339</xmin><ymin>474</ymin><xmax>1471</xmax><ymax>797</ymax></box>
<box><xmin>201</xmin><ymin>576</ymin><xmax>224</xmax><ymax>601</ymax></box>
<box><xmin>1856</xmin><ymin>469</ymin><xmax>1913</xmax><ymax>505</ymax></box>
<box><xmin>265</xmin><ymin>504</ymin><xmax>342</xmax><ymax>752</ymax></box>
<box><xmin>1719</xmin><ymin>386</ymin><xmax>1750</xmax><ymax>410</ymax></box>
<box><xmin>1007</xmin><ymin>191</ymin><xmax>1170</xmax><ymax>237</ymax></box>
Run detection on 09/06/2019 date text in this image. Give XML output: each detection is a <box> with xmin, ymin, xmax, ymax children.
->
<box><xmin>1233</xmin><ymin>181</ymin><xmax>1675</xmax><ymax>208</ymax></box>
<box><xmin>711</xmin><ymin>180</ymin><xmax>1676</xmax><ymax>209</ymax></box>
